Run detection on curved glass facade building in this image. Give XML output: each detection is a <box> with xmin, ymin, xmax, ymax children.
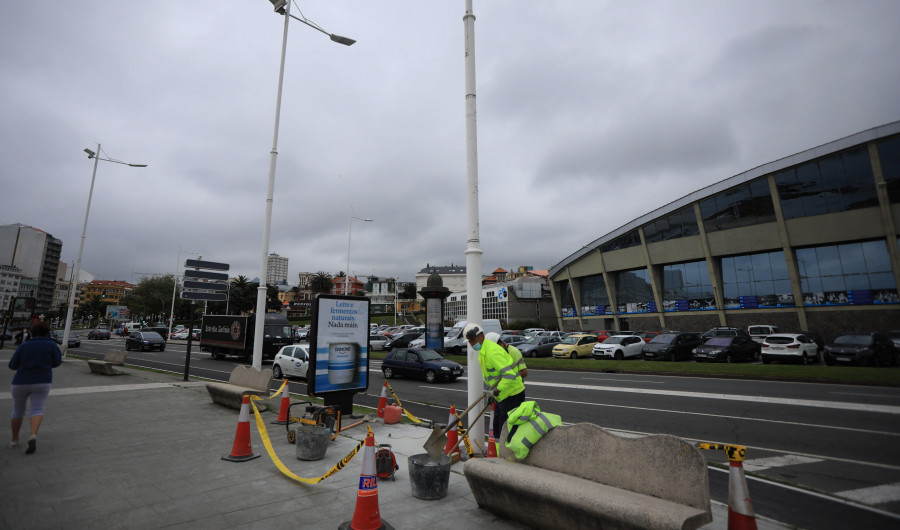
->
<box><xmin>548</xmin><ymin>121</ymin><xmax>900</xmax><ymax>340</ymax></box>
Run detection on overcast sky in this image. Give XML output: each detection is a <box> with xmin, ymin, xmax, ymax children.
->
<box><xmin>2</xmin><ymin>1</ymin><xmax>899</xmax><ymax>286</ymax></box>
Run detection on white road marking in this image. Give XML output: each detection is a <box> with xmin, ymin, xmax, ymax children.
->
<box><xmin>0</xmin><ymin>383</ymin><xmax>173</xmax><ymax>400</ymax></box>
<box><xmin>836</xmin><ymin>482</ymin><xmax>900</xmax><ymax>505</ymax></box>
<box><xmin>743</xmin><ymin>455</ymin><xmax>823</xmax><ymax>472</ymax></box>
<box><xmin>581</xmin><ymin>377</ymin><xmax>666</xmax><ymax>384</ymax></box>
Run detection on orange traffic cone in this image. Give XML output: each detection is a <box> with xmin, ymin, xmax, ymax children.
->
<box><xmin>727</xmin><ymin>460</ymin><xmax>757</xmax><ymax>530</ymax></box>
<box><xmin>376</xmin><ymin>381</ymin><xmax>388</xmax><ymax>419</ymax></box>
<box><xmin>222</xmin><ymin>395</ymin><xmax>260</xmax><ymax>462</ymax></box>
<box><xmin>443</xmin><ymin>405</ymin><xmax>460</xmax><ymax>456</ymax></box>
<box><xmin>272</xmin><ymin>380</ymin><xmax>291</xmax><ymax>425</ymax></box>
<box><xmin>486</xmin><ymin>403</ymin><xmax>498</xmax><ymax>457</ymax></box>
<box><xmin>338</xmin><ymin>431</ymin><xmax>394</xmax><ymax>530</ymax></box>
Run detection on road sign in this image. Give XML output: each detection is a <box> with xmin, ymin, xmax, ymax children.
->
<box><xmin>183</xmin><ymin>280</ymin><xmax>228</xmax><ymax>292</ymax></box>
<box><xmin>184</xmin><ymin>259</ymin><xmax>230</xmax><ymax>271</ymax></box>
<box><xmin>181</xmin><ymin>291</ymin><xmax>227</xmax><ymax>302</ymax></box>
<box><xmin>183</xmin><ymin>270</ymin><xmax>229</xmax><ymax>282</ymax></box>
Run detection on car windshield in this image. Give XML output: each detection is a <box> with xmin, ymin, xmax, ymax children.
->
<box><xmin>265</xmin><ymin>325</ymin><xmax>292</xmax><ymax>338</ymax></box>
<box><xmin>705</xmin><ymin>337</ymin><xmax>732</xmax><ymax>346</ymax></box>
<box><xmin>833</xmin><ymin>334</ymin><xmax>873</xmax><ymax>345</ymax></box>
<box><xmin>560</xmin><ymin>336</ymin><xmax>580</xmax><ymax>345</ymax></box>
<box><xmin>650</xmin><ymin>334</ymin><xmax>678</xmax><ymax>344</ymax></box>
<box><xmin>523</xmin><ymin>336</ymin><xmax>542</xmax><ymax>345</ymax></box>
<box><xmin>602</xmin><ymin>337</ymin><xmax>625</xmax><ymax>344</ymax></box>
<box><xmin>418</xmin><ymin>349</ymin><xmax>443</xmax><ymax>361</ymax></box>
<box><xmin>765</xmin><ymin>336</ymin><xmax>795</xmax><ymax>345</ymax></box>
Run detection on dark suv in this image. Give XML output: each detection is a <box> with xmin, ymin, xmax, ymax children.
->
<box><xmin>692</xmin><ymin>336</ymin><xmax>758</xmax><ymax>363</ymax></box>
<box><xmin>642</xmin><ymin>332</ymin><xmax>702</xmax><ymax>361</ymax></box>
<box><xmin>823</xmin><ymin>332</ymin><xmax>896</xmax><ymax>366</ymax></box>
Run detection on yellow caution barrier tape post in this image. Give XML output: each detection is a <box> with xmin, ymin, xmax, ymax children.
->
<box><xmin>384</xmin><ymin>381</ymin><xmax>427</xmax><ymax>424</ymax></box>
<box><xmin>697</xmin><ymin>442</ymin><xmax>746</xmax><ymax>462</ymax></box>
<box><xmin>249</xmin><ymin>395</ymin><xmax>363</xmax><ymax>484</ymax></box>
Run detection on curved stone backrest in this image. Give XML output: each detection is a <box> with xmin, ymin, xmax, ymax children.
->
<box><xmin>522</xmin><ymin>423</ymin><xmax>710</xmax><ymax>511</ymax></box>
<box><xmin>227</xmin><ymin>365</ymin><xmax>274</xmax><ymax>392</ymax></box>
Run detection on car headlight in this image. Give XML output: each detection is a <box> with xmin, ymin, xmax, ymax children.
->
<box><xmin>441</xmin><ymin>366</ymin><xmax>450</xmax><ymax>371</ymax></box>
<box><xmin>692</xmin><ymin>348</ymin><xmax>698</xmax><ymax>353</ymax></box>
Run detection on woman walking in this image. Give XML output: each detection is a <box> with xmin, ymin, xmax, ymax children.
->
<box><xmin>8</xmin><ymin>320</ymin><xmax>62</xmax><ymax>454</ymax></box>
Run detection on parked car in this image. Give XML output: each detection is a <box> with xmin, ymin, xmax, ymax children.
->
<box><xmin>823</xmin><ymin>332</ymin><xmax>896</xmax><ymax>366</ymax></box>
<box><xmin>50</xmin><ymin>330</ymin><xmax>80</xmax><ymax>348</ymax></box>
<box><xmin>692</xmin><ymin>336</ymin><xmax>758</xmax><ymax>363</ymax></box>
<box><xmin>173</xmin><ymin>328</ymin><xmax>201</xmax><ymax>340</ymax></box>
<box><xmin>761</xmin><ymin>334</ymin><xmax>820</xmax><ymax>365</ymax></box>
<box><xmin>408</xmin><ymin>336</ymin><xmax>426</xmax><ymax>348</ymax></box>
<box><xmin>637</xmin><ymin>331</ymin><xmax>661</xmax><ymax>343</ymax></box>
<box><xmin>552</xmin><ymin>333</ymin><xmax>599</xmax><ymax>359</ymax></box>
<box><xmin>125</xmin><ymin>331</ymin><xmax>166</xmax><ymax>352</ymax></box>
<box><xmin>272</xmin><ymin>344</ymin><xmax>310</xmax><ymax>379</ymax></box>
<box><xmin>538</xmin><ymin>330</ymin><xmax>565</xmax><ymax>339</ymax></box>
<box><xmin>642</xmin><ymin>332</ymin><xmax>702</xmax><ymax>362</ymax></box>
<box><xmin>502</xmin><ymin>330</ymin><xmax>525</xmax><ymax>336</ymax></box>
<box><xmin>889</xmin><ymin>330</ymin><xmax>900</xmax><ymax>352</ymax></box>
<box><xmin>369</xmin><ymin>334</ymin><xmax>390</xmax><ymax>352</ymax></box>
<box><xmin>87</xmin><ymin>329</ymin><xmax>111</xmax><ymax>340</ymax></box>
<box><xmin>381</xmin><ymin>348</ymin><xmax>463</xmax><ymax>383</ymax></box>
<box><xmin>516</xmin><ymin>335</ymin><xmax>562</xmax><ymax>358</ymax></box>
<box><xmin>384</xmin><ymin>332</ymin><xmax>423</xmax><ymax>350</ymax></box>
<box><xmin>748</xmin><ymin>325</ymin><xmax>779</xmax><ymax>344</ymax></box>
<box><xmin>592</xmin><ymin>335</ymin><xmax>645</xmax><ymax>360</ymax></box>
<box><xmin>700</xmin><ymin>327</ymin><xmax>751</xmax><ymax>341</ymax></box>
<box><xmin>523</xmin><ymin>328</ymin><xmax>545</xmax><ymax>337</ymax></box>
<box><xmin>499</xmin><ymin>334</ymin><xmax>528</xmax><ymax>346</ymax></box>
<box><xmin>294</xmin><ymin>327</ymin><xmax>310</xmax><ymax>341</ymax></box>
<box><xmin>801</xmin><ymin>331</ymin><xmax>825</xmax><ymax>352</ymax></box>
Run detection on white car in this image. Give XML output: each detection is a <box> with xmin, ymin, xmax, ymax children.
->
<box><xmin>273</xmin><ymin>344</ymin><xmax>310</xmax><ymax>380</ymax></box>
<box><xmin>369</xmin><ymin>334</ymin><xmax>390</xmax><ymax>351</ymax></box>
<box><xmin>592</xmin><ymin>335</ymin><xmax>646</xmax><ymax>360</ymax></box>
<box><xmin>761</xmin><ymin>333</ymin><xmax>819</xmax><ymax>365</ymax></box>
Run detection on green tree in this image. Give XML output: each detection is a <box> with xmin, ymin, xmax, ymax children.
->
<box><xmin>266</xmin><ymin>284</ymin><xmax>282</xmax><ymax>312</ymax></box>
<box><xmin>400</xmin><ymin>282</ymin><xmax>418</xmax><ymax>300</ymax></box>
<box><xmin>124</xmin><ymin>275</ymin><xmax>176</xmax><ymax>323</ymax></box>
<box><xmin>310</xmin><ymin>271</ymin><xmax>333</xmax><ymax>295</ymax></box>
<box><xmin>227</xmin><ymin>275</ymin><xmax>256</xmax><ymax>315</ymax></box>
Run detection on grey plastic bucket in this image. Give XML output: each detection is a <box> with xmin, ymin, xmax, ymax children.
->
<box><xmin>295</xmin><ymin>424</ymin><xmax>329</xmax><ymax>461</ymax></box>
<box><xmin>408</xmin><ymin>453</ymin><xmax>451</xmax><ymax>500</ymax></box>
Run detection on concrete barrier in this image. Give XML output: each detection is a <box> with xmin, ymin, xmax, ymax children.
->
<box><xmin>465</xmin><ymin>423</ymin><xmax>712</xmax><ymax>530</ymax></box>
<box><xmin>86</xmin><ymin>350</ymin><xmax>128</xmax><ymax>375</ymax></box>
<box><xmin>206</xmin><ymin>365</ymin><xmax>273</xmax><ymax>410</ymax></box>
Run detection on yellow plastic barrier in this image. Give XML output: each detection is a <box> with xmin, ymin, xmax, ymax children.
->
<box><xmin>697</xmin><ymin>442</ymin><xmax>746</xmax><ymax>462</ymax></box>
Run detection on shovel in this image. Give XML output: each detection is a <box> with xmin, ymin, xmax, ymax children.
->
<box><xmin>423</xmin><ymin>379</ymin><xmax>500</xmax><ymax>460</ymax></box>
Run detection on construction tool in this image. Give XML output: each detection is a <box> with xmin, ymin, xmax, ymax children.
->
<box><xmin>424</xmin><ymin>378</ymin><xmax>500</xmax><ymax>459</ymax></box>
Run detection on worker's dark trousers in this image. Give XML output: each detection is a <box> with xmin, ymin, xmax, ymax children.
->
<box><xmin>494</xmin><ymin>390</ymin><xmax>526</xmax><ymax>444</ymax></box>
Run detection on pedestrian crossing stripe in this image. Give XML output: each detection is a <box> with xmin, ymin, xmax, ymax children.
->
<box><xmin>742</xmin><ymin>455</ymin><xmax>823</xmax><ymax>472</ymax></box>
<box><xmin>836</xmin><ymin>482</ymin><xmax>900</xmax><ymax>505</ymax></box>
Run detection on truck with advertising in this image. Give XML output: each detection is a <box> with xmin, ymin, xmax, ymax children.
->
<box><xmin>199</xmin><ymin>313</ymin><xmax>293</xmax><ymax>361</ymax></box>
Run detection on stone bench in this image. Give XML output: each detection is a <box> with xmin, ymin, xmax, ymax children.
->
<box><xmin>86</xmin><ymin>350</ymin><xmax>128</xmax><ymax>375</ymax></box>
<box><xmin>206</xmin><ymin>365</ymin><xmax>274</xmax><ymax>410</ymax></box>
<box><xmin>464</xmin><ymin>423</ymin><xmax>712</xmax><ymax>530</ymax></box>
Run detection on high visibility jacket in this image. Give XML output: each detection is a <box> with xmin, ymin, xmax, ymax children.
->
<box><xmin>478</xmin><ymin>339</ymin><xmax>525</xmax><ymax>402</ymax></box>
<box><xmin>505</xmin><ymin>401</ymin><xmax>561</xmax><ymax>460</ymax></box>
<box><xmin>506</xmin><ymin>344</ymin><xmax>527</xmax><ymax>375</ymax></box>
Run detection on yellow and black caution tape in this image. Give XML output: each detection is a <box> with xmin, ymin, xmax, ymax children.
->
<box><xmin>697</xmin><ymin>442</ymin><xmax>746</xmax><ymax>462</ymax></box>
<box><xmin>249</xmin><ymin>395</ymin><xmax>363</xmax><ymax>484</ymax></box>
<box><xmin>384</xmin><ymin>381</ymin><xmax>425</xmax><ymax>424</ymax></box>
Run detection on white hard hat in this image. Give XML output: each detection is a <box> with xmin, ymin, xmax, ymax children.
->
<box><xmin>463</xmin><ymin>322</ymin><xmax>483</xmax><ymax>341</ymax></box>
<box><xmin>485</xmin><ymin>332</ymin><xmax>501</xmax><ymax>343</ymax></box>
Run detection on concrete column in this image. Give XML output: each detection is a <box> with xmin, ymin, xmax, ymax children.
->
<box><xmin>693</xmin><ymin>203</ymin><xmax>727</xmax><ymax>326</ymax></box>
<box><xmin>869</xmin><ymin>142</ymin><xmax>900</xmax><ymax>291</ymax></box>
<box><xmin>767</xmin><ymin>175</ymin><xmax>808</xmax><ymax>331</ymax></box>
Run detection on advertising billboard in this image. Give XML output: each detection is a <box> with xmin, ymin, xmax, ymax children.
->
<box><xmin>308</xmin><ymin>295</ymin><xmax>370</xmax><ymax>395</ymax></box>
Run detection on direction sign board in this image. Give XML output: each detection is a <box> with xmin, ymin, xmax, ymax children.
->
<box><xmin>181</xmin><ymin>291</ymin><xmax>227</xmax><ymax>302</ymax></box>
<box><xmin>183</xmin><ymin>280</ymin><xmax>228</xmax><ymax>292</ymax></box>
<box><xmin>184</xmin><ymin>270</ymin><xmax>229</xmax><ymax>282</ymax></box>
<box><xmin>184</xmin><ymin>259</ymin><xmax>230</xmax><ymax>271</ymax></box>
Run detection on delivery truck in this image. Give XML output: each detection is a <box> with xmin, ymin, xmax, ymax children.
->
<box><xmin>199</xmin><ymin>313</ymin><xmax>293</xmax><ymax>362</ymax></box>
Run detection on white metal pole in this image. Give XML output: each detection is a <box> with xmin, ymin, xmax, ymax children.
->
<box><xmin>62</xmin><ymin>143</ymin><xmax>101</xmax><ymax>356</ymax></box>
<box><xmin>463</xmin><ymin>0</ymin><xmax>485</xmax><ymax>444</ymax></box>
<box><xmin>253</xmin><ymin>1</ymin><xmax>291</xmax><ymax>370</ymax></box>
<box><xmin>345</xmin><ymin>206</ymin><xmax>352</xmax><ymax>295</ymax></box>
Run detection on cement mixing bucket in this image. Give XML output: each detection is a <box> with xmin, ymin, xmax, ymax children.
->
<box><xmin>295</xmin><ymin>424</ymin><xmax>329</xmax><ymax>461</ymax></box>
<box><xmin>408</xmin><ymin>453</ymin><xmax>451</xmax><ymax>500</ymax></box>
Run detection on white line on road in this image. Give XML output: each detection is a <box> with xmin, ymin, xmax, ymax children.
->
<box><xmin>743</xmin><ymin>455</ymin><xmax>824</xmax><ymax>472</ymax></box>
<box><xmin>581</xmin><ymin>377</ymin><xmax>666</xmax><ymax>384</ymax></box>
<box><xmin>0</xmin><ymin>383</ymin><xmax>173</xmax><ymax>400</ymax></box>
<box><xmin>836</xmin><ymin>482</ymin><xmax>900</xmax><ymax>505</ymax></box>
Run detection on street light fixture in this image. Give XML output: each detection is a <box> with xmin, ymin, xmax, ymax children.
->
<box><xmin>252</xmin><ymin>0</ymin><xmax>355</xmax><ymax>369</ymax></box>
<box><xmin>345</xmin><ymin>206</ymin><xmax>373</xmax><ymax>295</ymax></box>
<box><xmin>62</xmin><ymin>144</ymin><xmax>147</xmax><ymax>354</ymax></box>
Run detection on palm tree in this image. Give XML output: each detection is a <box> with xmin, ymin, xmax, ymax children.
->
<box><xmin>310</xmin><ymin>271</ymin><xmax>333</xmax><ymax>295</ymax></box>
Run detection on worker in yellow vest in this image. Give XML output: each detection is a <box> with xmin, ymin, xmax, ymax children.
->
<box><xmin>485</xmin><ymin>332</ymin><xmax>527</xmax><ymax>379</ymax></box>
<box><xmin>464</xmin><ymin>323</ymin><xmax>526</xmax><ymax>443</ymax></box>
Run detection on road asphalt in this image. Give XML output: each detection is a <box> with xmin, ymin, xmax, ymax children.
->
<box><xmin>0</xmin><ymin>349</ymin><xmax>789</xmax><ymax>529</ymax></box>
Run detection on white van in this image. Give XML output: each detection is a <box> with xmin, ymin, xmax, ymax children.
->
<box><xmin>443</xmin><ymin>319</ymin><xmax>503</xmax><ymax>354</ymax></box>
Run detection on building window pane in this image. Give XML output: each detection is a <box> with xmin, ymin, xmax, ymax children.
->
<box><xmin>579</xmin><ymin>274</ymin><xmax>610</xmax><ymax>316</ymax></box>
<box><xmin>662</xmin><ymin>260</ymin><xmax>714</xmax><ymax>311</ymax></box>
<box><xmin>721</xmin><ymin>250</ymin><xmax>794</xmax><ymax>308</ymax></box>
<box><xmin>615</xmin><ymin>268</ymin><xmax>655</xmax><ymax>313</ymax></box>
<box><xmin>798</xmin><ymin>240</ymin><xmax>897</xmax><ymax>306</ymax></box>
<box><xmin>877</xmin><ymin>135</ymin><xmax>900</xmax><ymax>203</ymax></box>
<box><xmin>862</xmin><ymin>240</ymin><xmax>893</xmax><ymax>272</ymax></box>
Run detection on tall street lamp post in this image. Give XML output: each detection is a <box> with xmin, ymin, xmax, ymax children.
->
<box><xmin>62</xmin><ymin>144</ymin><xmax>147</xmax><ymax>355</ymax></box>
<box><xmin>252</xmin><ymin>0</ymin><xmax>355</xmax><ymax>369</ymax></box>
<box><xmin>345</xmin><ymin>206</ymin><xmax>373</xmax><ymax>295</ymax></box>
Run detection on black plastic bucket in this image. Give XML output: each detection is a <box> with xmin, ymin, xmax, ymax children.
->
<box><xmin>408</xmin><ymin>453</ymin><xmax>451</xmax><ymax>500</ymax></box>
<box><xmin>295</xmin><ymin>424</ymin><xmax>329</xmax><ymax>461</ymax></box>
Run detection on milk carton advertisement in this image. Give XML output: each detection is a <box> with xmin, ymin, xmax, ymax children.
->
<box><xmin>308</xmin><ymin>295</ymin><xmax>370</xmax><ymax>395</ymax></box>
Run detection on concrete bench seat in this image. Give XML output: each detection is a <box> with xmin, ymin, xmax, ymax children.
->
<box><xmin>206</xmin><ymin>365</ymin><xmax>273</xmax><ymax>410</ymax></box>
<box><xmin>464</xmin><ymin>422</ymin><xmax>712</xmax><ymax>530</ymax></box>
<box><xmin>87</xmin><ymin>350</ymin><xmax>127</xmax><ymax>375</ymax></box>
